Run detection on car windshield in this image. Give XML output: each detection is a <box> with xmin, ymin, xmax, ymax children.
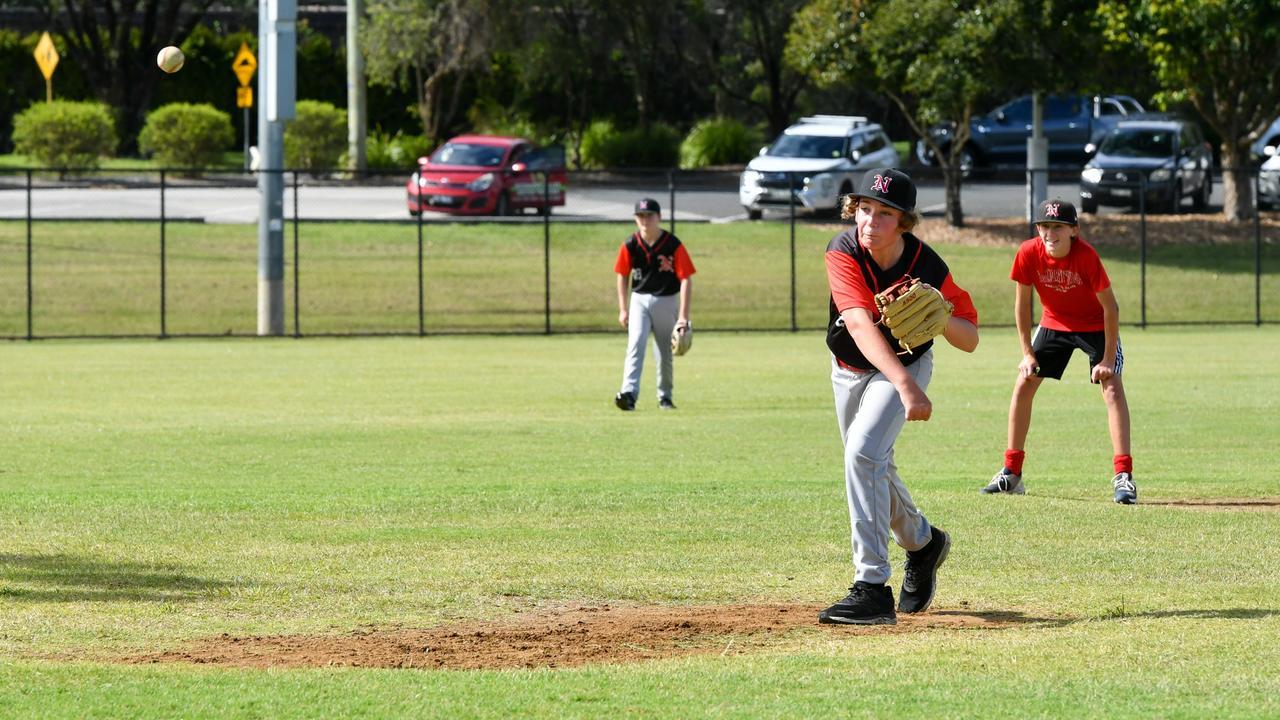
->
<box><xmin>429</xmin><ymin>143</ymin><xmax>506</xmax><ymax>167</ymax></box>
<box><xmin>1100</xmin><ymin>129</ymin><xmax>1173</xmax><ymax>158</ymax></box>
<box><xmin>769</xmin><ymin>134</ymin><xmax>845</xmax><ymax>159</ymax></box>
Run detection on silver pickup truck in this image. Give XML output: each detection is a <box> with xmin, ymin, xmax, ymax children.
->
<box><xmin>915</xmin><ymin>94</ymin><xmax>1146</xmax><ymax>173</ymax></box>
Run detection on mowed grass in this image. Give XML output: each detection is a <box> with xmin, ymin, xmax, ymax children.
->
<box><xmin>1</xmin><ymin>328</ymin><xmax>1278</xmax><ymax>718</ymax></box>
<box><xmin>1</xmin><ymin>219</ymin><xmax>1278</xmax><ymax>337</ymax></box>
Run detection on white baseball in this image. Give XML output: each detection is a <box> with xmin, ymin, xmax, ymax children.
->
<box><xmin>157</xmin><ymin>46</ymin><xmax>184</xmax><ymax>73</ymax></box>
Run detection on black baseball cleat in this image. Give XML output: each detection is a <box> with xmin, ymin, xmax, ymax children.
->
<box><xmin>818</xmin><ymin>581</ymin><xmax>896</xmax><ymax>625</ymax></box>
<box><xmin>658</xmin><ymin>398</ymin><xmax>676</xmax><ymax>410</ymax></box>
<box><xmin>899</xmin><ymin>526</ymin><xmax>951</xmax><ymax>613</ymax></box>
<box><xmin>614</xmin><ymin>391</ymin><xmax>636</xmax><ymax>411</ymax></box>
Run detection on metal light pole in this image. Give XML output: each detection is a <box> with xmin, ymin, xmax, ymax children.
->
<box><xmin>257</xmin><ymin>0</ymin><xmax>297</xmax><ymax>335</ymax></box>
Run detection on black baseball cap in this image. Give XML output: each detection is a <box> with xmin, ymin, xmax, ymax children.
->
<box><xmin>1033</xmin><ymin>198</ymin><xmax>1078</xmax><ymax>226</ymax></box>
<box><xmin>850</xmin><ymin>168</ymin><xmax>916</xmax><ymax>213</ymax></box>
<box><xmin>634</xmin><ymin>197</ymin><xmax>661</xmax><ymax>215</ymax></box>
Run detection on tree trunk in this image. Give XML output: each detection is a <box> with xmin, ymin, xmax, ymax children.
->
<box><xmin>943</xmin><ymin>166</ymin><xmax>964</xmax><ymax>227</ymax></box>
<box><xmin>1219</xmin><ymin>142</ymin><xmax>1255</xmax><ymax>222</ymax></box>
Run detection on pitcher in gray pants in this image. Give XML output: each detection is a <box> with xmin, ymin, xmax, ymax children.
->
<box><xmin>819</xmin><ymin>169</ymin><xmax>980</xmax><ymax>625</ymax></box>
<box><xmin>613</xmin><ymin>198</ymin><xmax>695</xmax><ymax>411</ymax></box>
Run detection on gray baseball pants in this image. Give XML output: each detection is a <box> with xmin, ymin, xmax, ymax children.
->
<box><xmin>620</xmin><ymin>291</ymin><xmax>678</xmax><ymax>402</ymax></box>
<box><xmin>831</xmin><ymin>351</ymin><xmax>935</xmax><ymax>585</ymax></box>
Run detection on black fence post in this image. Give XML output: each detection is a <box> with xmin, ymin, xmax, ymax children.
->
<box><xmin>160</xmin><ymin>169</ymin><xmax>168</xmax><ymax>339</ymax></box>
<box><xmin>789</xmin><ymin>171</ymin><xmax>797</xmax><ymax>332</ymax></box>
<box><xmin>25</xmin><ymin>168</ymin><xmax>32</xmax><ymax>340</ymax></box>
<box><xmin>1255</xmin><ymin>166</ymin><xmax>1263</xmax><ymax>326</ymax></box>
<box><xmin>417</xmin><ymin>191</ymin><xmax>426</xmax><ymax>337</ymax></box>
<box><xmin>668</xmin><ymin>169</ymin><xmax>676</xmax><ymax>237</ymax></box>
<box><xmin>1139</xmin><ymin>172</ymin><xmax>1148</xmax><ymax>328</ymax></box>
<box><xmin>292</xmin><ymin>170</ymin><xmax>300</xmax><ymax>338</ymax></box>
<box><xmin>544</xmin><ymin>171</ymin><xmax>552</xmax><ymax>335</ymax></box>
<box><xmin>543</xmin><ymin>172</ymin><xmax>552</xmax><ymax>335</ymax></box>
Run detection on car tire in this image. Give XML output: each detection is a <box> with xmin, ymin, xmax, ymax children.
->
<box><xmin>915</xmin><ymin>141</ymin><xmax>938</xmax><ymax>167</ymax></box>
<box><xmin>1080</xmin><ymin>196</ymin><xmax>1099</xmax><ymax>214</ymax></box>
<box><xmin>409</xmin><ymin>207</ymin><xmax>421</xmax><ymax>218</ymax></box>
<box><xmin>1193</xmin><ymin>176</ymin><xmax>1211</xmax><ymax>212</ymax></box>
<box><xmin>747</xmin><ymin>207</ymin><xmax>762</xmax><ymax>221</ymax></box>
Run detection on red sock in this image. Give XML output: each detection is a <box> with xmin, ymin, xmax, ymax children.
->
<box><xmin>1114</xmin><ymin>454</ymin><xmax>1133</xmax><ymax>474</ymax></box>
<box><xmin>1004</xmin><ymin>449</ymin><xmax>1025</xmax><ymax>475</ymax></box>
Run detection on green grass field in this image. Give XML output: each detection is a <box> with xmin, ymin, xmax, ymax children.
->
<box><xmin>1</xmin><ymin>328</ymin><xmax>1278</xmax><ymax>718</ymax></box>
<box><xmin>2</xmin><ymin>220</ymin><xmax>1278</xmax><ymax>337</ymax></box>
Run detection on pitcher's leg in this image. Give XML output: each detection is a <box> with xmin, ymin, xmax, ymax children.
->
<box><xmin>842</xmin><ymin>375</ymin><xmax>910</xmax><ymax>584</ymax></box>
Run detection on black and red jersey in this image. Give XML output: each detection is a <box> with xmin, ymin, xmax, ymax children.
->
<box><xmin>825</xmin><ymin>230</ymin><xmax>978</xmax><ymax>370</ymax></box>
<box><xmin>614</xmin><ymin>230</ymin><xmax>696</xmax><ymax>296</ymax></box>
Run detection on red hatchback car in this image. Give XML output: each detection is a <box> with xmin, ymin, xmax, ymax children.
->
<box><xmin>406</xmin><ymin>135</ymin><xmax>567</xmax><ymax>216</ymax></box>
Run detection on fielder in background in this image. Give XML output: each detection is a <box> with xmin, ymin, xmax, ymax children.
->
<box><xmin>820</xmin><ymin>168</ymin><xmax>979</xmax><ymax>625</ymax></box>
<box><xmin>983</xmin><ymin>199</ymin><xmax>1135</xmax><ymax>504</ymax></box>
<box><xmin>613</xmin><ymin>198</ymin><xmax>695</xmax><ymax>411</ymax></box>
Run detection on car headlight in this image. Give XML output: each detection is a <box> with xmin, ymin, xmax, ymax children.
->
<box><xmin>741</xmin><ymin>169</ymin><xmax>761</xmax><ymax>188</ymax></box>
<box><xmin>468</xmin><ymin>173</ymin><xmax>494</xmax><ymax>192</ymax></box>
<box><xmin>1081</xmin><ymin>168</ymin><xmax>1103</xmax><ymax>184</ymax></box>
<box><xmin>804</xmin><ymin>173</ymin><xmax>833</xmax><ymax>195</ymax></box>
<box><xmin>1149</xmin><ymin>168</ymin><xmax>1171</xmax><ymax>182</ymax></box>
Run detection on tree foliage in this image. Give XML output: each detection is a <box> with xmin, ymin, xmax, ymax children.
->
<box><xmin>1098</xmin><ymin>0</ymin><xmax>1280</xmax><ymax>221</ymax></box>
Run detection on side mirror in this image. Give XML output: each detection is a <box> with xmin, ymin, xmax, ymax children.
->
<box><xmin>995</xmin><ymin>111</ymin><xmax>1007</xmax><ymax>123</ymax></box>
<box><xmin>416</xmin><ymin>155</ymin><xmax>429</xmax><ymax>166</ymax></box>
<box><xmin>510</xmin><ymin>162</ymin><xmax>527</xmax><ymax>173</ymax></box>
<box><xmin>850</xmin><ymin>150</ymin><xmax>862</xmax><ymax>163</ymax></box>
<box><xmin>1084</xmin><ymin>142</ymin><xmax>1097</xmax><ymax>156</ymax></box>
<box><xmin>758</xmin><ymin>146</ymin><xmax>769</xmax><ymax>156</ymax></box>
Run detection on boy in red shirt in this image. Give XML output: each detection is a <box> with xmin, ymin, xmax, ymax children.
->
<box><xmin>982</xmin><ymin>199</ymin><xmax>1135</xmax><ymax>503</ymax></box>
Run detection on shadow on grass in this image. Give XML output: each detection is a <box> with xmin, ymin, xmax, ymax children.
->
<box><xmin>931</xmin><ymin>609</ymin><xmax>1074</xmax><ymax>628</ymax></box>
<box><xmin>0</xmin><ymin>553</ymin><xmax>241</xmax><ymax>602</ymax></box>
<box><xmin>1124</xmin><ymin>608</ymin><xmax>1278</xmax><ymax>621</ymax></box>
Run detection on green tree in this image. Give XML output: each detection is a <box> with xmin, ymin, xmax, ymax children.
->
<box><xmin>20</xmin><ymin>0</ymin><xmax>250</xmax><ymax>154</ymax></box>
<box><xmin>692</xmin><ymin>0</ymin><xmax>811</xmax><ymax>137</ymax></box>
<box><xmin>1098</xmin><ymin>0</ymin><xmax>1280</xmax><ymax>221</ymax></box>
<box><xmin>362</xmin><ymin>0</ymin><xmax>493</xmax><ymax>143</ymax></box>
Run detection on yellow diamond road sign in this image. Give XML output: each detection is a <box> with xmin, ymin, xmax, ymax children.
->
<box><xmin>233</xmin><ymin>42</ymin><xmax>257</xmax><ymax>87</ymax></box>
<box><xmin>34</xmin><ymin>31</ymin><xmax>59</xmax><ymax>80</ymax></box>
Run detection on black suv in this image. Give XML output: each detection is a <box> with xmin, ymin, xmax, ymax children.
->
<box><xmin>1078</xmin><ymin>118</ymin><xmax>1213</xmax><ymax>214</ymax></box>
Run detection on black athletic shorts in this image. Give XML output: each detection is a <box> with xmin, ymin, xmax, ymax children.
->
<box><xmin>1031</xmin><ymin>327</ymin><xmax>1124</xmax><ymax>382</ymax></box>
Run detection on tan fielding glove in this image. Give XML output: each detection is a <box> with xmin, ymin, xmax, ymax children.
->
<box><xmin>874</xmin><ymin>278</ymin><xmax>953</xmax><ymax>353</ymax></box>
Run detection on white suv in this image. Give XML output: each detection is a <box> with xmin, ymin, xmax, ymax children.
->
<box><xmin>739</xmin><ymin>115</ymin><xmax>899</xmax><ymax>220</ymax></box>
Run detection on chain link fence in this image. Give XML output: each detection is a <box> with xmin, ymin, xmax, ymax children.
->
<box><xmin>1</xmin><ymin>165</ymin><xmax>1276</xmax><ymax>339</ymax></box>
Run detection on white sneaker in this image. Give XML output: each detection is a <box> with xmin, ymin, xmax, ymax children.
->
<box><xmin>981</xmin><ymin>468</ymin><xmax>1025</xmax><ymax>495</ymax></box>
<box><xmin>1112</xmin><ymin>472</ymin><xmax>1137</xmax><ymax>504</ymax></box>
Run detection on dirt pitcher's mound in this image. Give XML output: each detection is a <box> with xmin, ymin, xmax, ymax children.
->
<box><xmin>128</xmin><ymin>603</ymin><xmax>1025</xmax><ymax>670</ymax></box>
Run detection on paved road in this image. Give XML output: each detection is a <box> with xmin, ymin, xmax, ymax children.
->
<box><xmin>0</xmin><ymin>177</ymin><xmax>1227</xmax><ymax>223</ymax></box>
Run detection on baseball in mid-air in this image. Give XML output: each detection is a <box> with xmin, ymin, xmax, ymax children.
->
<box><xmin>157</xmin><ymin>45</ymin><xmax>184</xmax><ymax>73</ymax></box>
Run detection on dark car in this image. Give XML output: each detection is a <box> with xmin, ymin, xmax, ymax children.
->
<box><xmin>1078</xmin><ymin>119</ymin><xmax>1213</xmax><ymax>214</ymax></box>
<box><xmin>916</xmin><ymin>94</ymin><xmax>1145</xmax><ymax>173</ymax></box>
<box><xmin>406</xmin><ymin>135</ymin><xmax>566</xmax><ymax>216</ymax></box>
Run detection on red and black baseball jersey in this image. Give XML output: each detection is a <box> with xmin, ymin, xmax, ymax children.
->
<box><xmin>614</xmin><ymin>231</ymin><xmax>696</xmax><ymax>296</ymax></box>
<box><xmin>825</xmin><ymin>230</ymin><xmax>978</xmax><ymax>370</ymax></box>
<box><xmin>1010</xmin><ymin>235</ymin><xmax>1111</xmax><ymax>332</ymax></box>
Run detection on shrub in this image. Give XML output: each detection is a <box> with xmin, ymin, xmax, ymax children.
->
<box><xmin>679</xmin><ymin>117</ymin><xmax>762</xmax><ymax>169</ymax></box>
<box><xmin>365</xmin><ymin>130</ymin><xmax>434</xmax><ymax>171</ymax></box>
<box><xmin>137</xmin><ymin>103</ymin><xmax>234</xmax><ymax>169</ymax></box>
<box><xmin>284</xmin><ymin>100</ymin><xmax>346</xmax><ymax>171</ymax></box>
<box><xmin>579</xmin><ymin>121</ymin><xmax>681</xmax><ymax>169</ymax></box>
<box><xmin>11</xmin><ymin>100</ymin><xmax>116</xmax><ymax>169</ymax></box>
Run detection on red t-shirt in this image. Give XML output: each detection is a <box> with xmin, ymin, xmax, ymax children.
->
<box><xmin>1010</xmin><ymin>236</ymin><xmax>1111</xmax><ymax>332</ymax></box>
